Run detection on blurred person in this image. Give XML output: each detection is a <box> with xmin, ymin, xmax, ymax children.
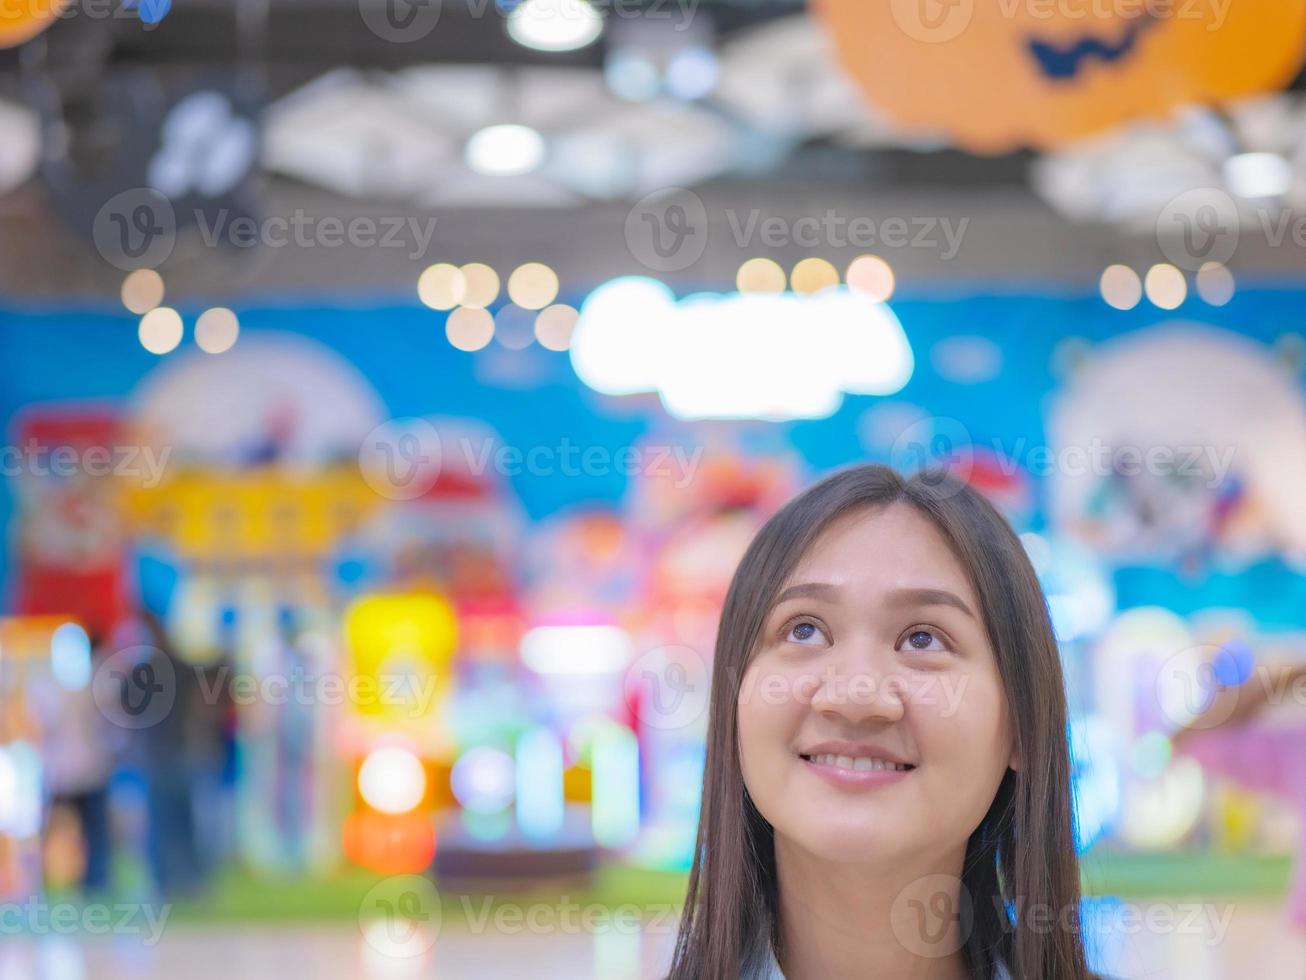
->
<box><xmin>272</xmin><ymin>630</ymin><xmax>315</xmax><ymax>871</ymax></box>
<box><xmin>1173</xmin><ymin>656</ymin><xmax>1306</xmax><ymax>930</ymax></box>
<box><xmin>136</xmin><ymin>609</ymin><xmax>213</xmax><ymax>897</ymax></box>
<box><xmin>668</xmin><ymin>465</ymin><xmax>1096</xmax><ymax>980</ymax></box>
<box><xmin>30</xmin><ymin>629</ymin><xmax>118</xmax><ymax>895</ymax></box>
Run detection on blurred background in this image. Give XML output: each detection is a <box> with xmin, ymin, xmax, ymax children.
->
<box><xmin>2</xmin><ymin>1</ymin><xmax>1306</xmax><ymax>978</ymax></box>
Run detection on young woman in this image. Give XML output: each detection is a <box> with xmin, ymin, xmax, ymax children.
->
<box><xmin>667</xmin><ymin>464</ymin><xmax>1095</xmax><ymax>980</ymax></box>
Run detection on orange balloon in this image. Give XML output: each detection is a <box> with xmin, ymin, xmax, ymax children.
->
<box><xmin>343</xmin><ymin>809</ymin><xmax>437</xmax><ymax>875</ymax></box>
<box><xmin>816</xmin><ymin>0</ymin><xmax>1306</xmax><ymax>152</ymax></box>
<box><xmin>0</xmin><ymin>0</ymin><xmax>70</xmax><ymax>48</ymax></box>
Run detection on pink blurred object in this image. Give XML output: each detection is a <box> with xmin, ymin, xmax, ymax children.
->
<box><xmin>1180</xmin><ymin>723</ymin><xmax>1306</xmax><ymax>929</ymax></box>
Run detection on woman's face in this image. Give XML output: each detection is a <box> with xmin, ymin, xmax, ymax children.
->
<box><xmin>737</xmin><ymin>502</ymin><xmax>1016</xmax><ymax>866</ymax></box>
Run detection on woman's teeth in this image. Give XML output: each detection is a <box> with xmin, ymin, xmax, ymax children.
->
<box><xmin>805</xmin><ymin>754</ymin><xmax>913</xmax><ymax>772</ymax></box>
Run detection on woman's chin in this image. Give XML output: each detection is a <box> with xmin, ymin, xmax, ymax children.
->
<box><xmin>780</xmin><ymin>816</ymin><xmax>911</xmax><ymax>864</ymax></box>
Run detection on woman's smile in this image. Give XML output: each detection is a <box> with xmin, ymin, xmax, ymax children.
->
<box><xmin>796</xmin><ymin>738</ymin><xmax>918</xmax><ymax>789</ymax></box>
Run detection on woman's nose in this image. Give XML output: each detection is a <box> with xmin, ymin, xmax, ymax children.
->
<box><xmin>807</xmin><ymin>643</ymin><xmax>907</xmax><ymax>724</ymax></box>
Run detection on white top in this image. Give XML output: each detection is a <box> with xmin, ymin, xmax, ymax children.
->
<box><xmin>759</xmin><ymin>946</ymin><xmax>1012</xmax><ymax>979</ymax></box>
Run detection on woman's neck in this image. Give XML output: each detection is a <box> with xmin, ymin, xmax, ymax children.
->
<box><xmin>773</xmin><ymin>837</ymin><xmax>974</xmax><ymax>980</ymax></box>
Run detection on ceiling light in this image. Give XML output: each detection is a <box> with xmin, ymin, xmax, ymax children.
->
<box><xmin>507</xmin><ymin>0</ymin><xmax>604</xmax><ymax>53</ymax></box>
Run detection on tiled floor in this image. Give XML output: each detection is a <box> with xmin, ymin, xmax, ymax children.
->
<box><xmin>1</xmin><ymin>901</ymin><xmax>1303</xmax><ymax>979</ymax></box>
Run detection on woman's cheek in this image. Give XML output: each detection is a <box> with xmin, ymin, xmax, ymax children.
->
<box><xmin>914</xmin><ymin>667</ymin><xmax>1010</xmax><ymax>793</ymax></box>
<box><xmin>737</xmin><ymin>656</ymin><xmax>806</xmax><ymax>792</ymax></box>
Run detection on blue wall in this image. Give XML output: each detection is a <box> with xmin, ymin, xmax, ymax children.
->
<box><xmin>3</xmin><ymin>282</ymin><xmax>1304</xmax><ymax>626</ymax></box>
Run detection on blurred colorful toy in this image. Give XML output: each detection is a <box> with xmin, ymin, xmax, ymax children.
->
<box><xmin>341</xmin><ymin>593</ymin><xmax>458</xmax><ymax>874</ymax></box>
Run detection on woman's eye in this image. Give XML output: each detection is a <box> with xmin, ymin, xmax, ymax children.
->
<box><xmin>784</xmin><ymin>620</ymin><xmax>826</xmax><ymax>645</ymax></box>
<box><xmin>901</xmin><ymin>628</ymin><xmax>947</xmax><ymax>653</ymax></box>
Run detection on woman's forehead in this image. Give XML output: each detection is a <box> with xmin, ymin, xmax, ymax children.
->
<box><xmin>789</xmin><ymin>503</ymin><xmax>973</xmax><ymax>591</ymax></box>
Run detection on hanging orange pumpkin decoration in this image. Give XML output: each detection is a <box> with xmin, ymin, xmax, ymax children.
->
<box><xmin>814</xmin><ymin>0</ymin><xmax>1306</xmax><ymax>153</ymax></box>
<box><xmin>0</xmin><ymin>0</ymin><xmax>71</xmax><ymax>48</ymax></box>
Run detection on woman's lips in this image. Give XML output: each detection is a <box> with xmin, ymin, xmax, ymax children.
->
<box><xmin>798</xmin><ymin>752</ymin><xmax>916</xmax><ymax>789</ymax></box>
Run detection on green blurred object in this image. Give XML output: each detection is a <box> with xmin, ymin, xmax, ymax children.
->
<box><xmin>156</xmin><ymin>850</ymin><xmax>1291</xmax><ymax>924</ymax></box>
<box><xmin>1081</xmin><ymin>848</ymin><xmax>1291</xmax><ymax>898</ymax></box>
<box><xmin>165</xmin><ymin>864</ymin><xmax>692</xmax><ymax>924</ymax></box>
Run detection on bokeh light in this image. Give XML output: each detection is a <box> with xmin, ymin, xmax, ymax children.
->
<box><xmin>138</xmin><ymin>307</ymin><xmax>184</xmax><ymax>354</ymax></box>
<box><xmin>121</xmin><ymin>269</ymin><xmax>165</xmax><ymax>314</ymax></box>
<box><xmin>494</xmin><ymin>304</ymin><xmax>535</xmax><ymax>350</ymax></box>
<box><xmin>450</xmin><ymin>746</ymin><xmax>515</xmax><ymax>814</ymax></box>
<box><xmin>1100</xmin><ymin>264</ymin><xmax>1142</xmax><ymax>310</ymax></box>
<box><xmin>357</xmin><ymin>746</ymin><xmax>426</xmax><ymax>815</ymax></box>
<box><xmin>50</xmin><ymin>623</ymin><xmax>92</xmax><ymax>691</ymax></box>
<box><xmin>846</xmin><ymin>254</ymin><xmax>895</xmax><ymax>301</ymax></box>
<box><xmin>465</xmin><ymin>124</ymin><xmax>546</xmax><ymax>177</ymax></box>
<box><xmin>534</xmin><ymin>303</ymin><xmax>579</xmax><ymax>351</ymax></box>
<box><xmin>1195</xmin><ymin>262</ymin><xmax>1235</xmax><ymax>306</ymax></box>
<box><xmin>506</xmin><ymin>262</ymin><xmax>559</xmax><ymax>310</ymax></box>
<box><xmin>507</xmin><ymin>0</ymin><xmax>604</xmax><ymax>52</ymax></box>
<box><xmin>446</xmin><ymin>307</ymin><xmax>495</xmax><ymax>351</ymax></box>
<box><xmin>418</xmin><ymin>263</ymin><xmax>467</xmax><ymax>310</ymax></box>
<box><xmin>790</xmin><ymin>257</ymin><xmax>839</xmax><ymax>294</ymax></box>
<box><xmin>459</xmin><ymin>263</ymin><xmax>501</xmax><ymax>309</ymax></box>
<box><xmin>736</xmin><ymin>257</ymin><xmax>786</xmax><ymax>294</ymax></box>
<box><xmin>1144</xmin><ymin>263</ymin><xmax>1187</xmax><ymax>310</ymax></box>
<box><xmin>195</xmin><ymin>307</ymin><xmax>240</xmax><ymax>354</ymax></box>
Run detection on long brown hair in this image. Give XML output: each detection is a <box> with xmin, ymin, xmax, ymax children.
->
<box><xmin>667</xmin><ymin>464</ymin><xmax>1092</xmax><ymax>980</ymax></box>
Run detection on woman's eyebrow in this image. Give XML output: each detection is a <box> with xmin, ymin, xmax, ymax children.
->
<box><xmin>885</xmin><ymin>587</ymin><xmax>976</xmax><ymax>620</ymax></box>
<box><xmin>771</xmin><ymin>581</ymin><xmax>840</xmax><ymax>606</ymax></box>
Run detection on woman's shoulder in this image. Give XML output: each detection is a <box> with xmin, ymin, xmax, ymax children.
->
<box><xmin>737</xmin><ymin>938</ymin><xmax>785</xmax><ymax>980</ymax></box>
<box><xmin>756</xmin><ymin>946</ymin><xmax>786</xmax><ymax>980</ymax></box>
<box><xmin>752</xmin><ymin>946</ymin><xmax>1018</xmax><ymax>979</ymax></box>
